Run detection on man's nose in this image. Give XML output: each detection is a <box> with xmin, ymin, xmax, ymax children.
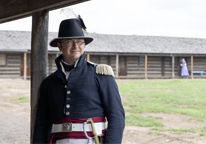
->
<box><xmin>72</xmin><ymin>41</ymin><xmax>78</xmax><ymax>48</ymax></box>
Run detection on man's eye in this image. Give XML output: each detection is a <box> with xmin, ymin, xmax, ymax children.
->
<box><xmin>77</xmin><ymin>41</ymin><xmax>83</xmax><ymax>44</ymax></box>
<box><xmin>66</xmin><ymin>41</ymin><xmax>73</xmax><ymax>44</ymax></box>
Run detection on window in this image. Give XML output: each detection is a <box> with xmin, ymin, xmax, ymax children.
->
<box><xmin>170</xmin><ymin>57</ymin><xmax>177</xmax><ymax>67</ymax></box>
<box><xmin>0</xmin><ymin>54</ymin><xmax>6</xmax><ymax>65</ymax></box>
<box><xmin>139</xmin><ymin>56</ymin><xmax>145</xmax><ymax>66</ymax></box>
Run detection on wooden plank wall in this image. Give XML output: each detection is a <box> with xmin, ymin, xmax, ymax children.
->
<box><xmin>47</xmin><ymin>54</ymin><xmax>57</xmax><ymax>75</ymax></box>
<box><xmin>164</xmin><ymin>57</ymin><xmax>178</xmax><ymax>77</ymax></box>
<box><xmin>1</xmin><ymin>54</ymin><xmax>206</xmax><ymax>78</ymax></box>
<box><xmin>187</xmin><ymin>57</ymin><xmax>206</xmax><ymax>77</ymax></box>
<box><xmin>91</xmin><ymin>55</ymin><xmax>116</xmax><ymax>75</ymax></box>
<box><xmin>90</xmin><ymin>55</ymin><xmax>179</xmax><ymax>78</ymax></box>
<box><xmin>125</xmin><ymin>56</ymin><xmax>180</xmax><ymax>78</ymax></box>
<box><xmin>110</xmin><ymin>56</ymin><xmax>116</xmax><ymax>75</ymax></box>
<box><xmin>147</xmin><ymin>56</ymin><xmax>162</xmax><ymax>77</ymax></box>
<box><xmin>0</xmin><ymin>53</ymin><xmax>58</xmax><ymax>78</ymax></box>
<box><xmin>126</xmin><ymin>56</ymin><xmax>162</xmax><ymax>78</ymax></box>
<box><xmin>127</xmin><ymin>56</ymin><xmax>143</xmax><ymax>77</ymax></box>
<box><xmin>0</xmin><ymin>54</ymin><xmax>21</xmax><ymax>78</ymax></box>
<box><xmin>99</xmin><ymin>56</ymin><xmax>108</xmax><ymax>64</ymax></box>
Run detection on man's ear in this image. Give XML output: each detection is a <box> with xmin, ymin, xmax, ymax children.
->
<box><xmin>57</xmin><ymin>42</ymin><xmax>62</xmax><ymax>51</ymax></box>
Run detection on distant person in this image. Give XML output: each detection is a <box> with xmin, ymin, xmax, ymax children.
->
<box><xmin>181</xmin><ymin>58</ymin><xmax>189</xmax><ymax>76</ymax></box>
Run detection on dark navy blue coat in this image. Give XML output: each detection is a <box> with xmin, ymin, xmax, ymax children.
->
<box><xmin>33</xmin><ymin>52</ymin><xmax>125</xmax><ymax>143</ymax></box>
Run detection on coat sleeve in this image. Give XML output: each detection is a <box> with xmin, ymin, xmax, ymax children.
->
<box><xmin>33</xmin><ymin>79</ymin><xmax>52</xmax><ymax>144</ymax></box>
<box><xmin>96</xmin><ymin>74</ymin><xmax>125</xmax><ymax>144</ymax></box>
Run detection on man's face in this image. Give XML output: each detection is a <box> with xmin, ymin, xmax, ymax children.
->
<box><xmin>57</xmin><ymin>38</ymin><xmax>85</xmax><ymax>63</ymax></box>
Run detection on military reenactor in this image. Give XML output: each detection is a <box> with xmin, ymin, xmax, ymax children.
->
<box><xmin>33</xmin><ymin>16</ymin><xmax>125</xmax><ymax>144</ymax></box>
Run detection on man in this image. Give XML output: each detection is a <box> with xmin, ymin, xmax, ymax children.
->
<box><xmin>33</xmin><ymin>16</ymin><xmax>125</xmax><ymax>144</ymax></box>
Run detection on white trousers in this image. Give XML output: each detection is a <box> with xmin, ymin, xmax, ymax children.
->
<box><xmin>56</xmin><ymin>138</ymin><xmax>95</xmax><ymax>144</ymax></box>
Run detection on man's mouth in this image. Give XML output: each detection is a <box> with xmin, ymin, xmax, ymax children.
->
<box><xmin>71</xmin><ymin>51</ymin><xmax>79</xmax><ymax>53</ymax></box>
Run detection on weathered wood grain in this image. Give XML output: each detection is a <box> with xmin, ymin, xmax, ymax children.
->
<box><xmin>30</xmin><ymin>10</ymin><xmax>48</xmax><ymax>143</ymax></box>
<box><xmin>0</xmin><ymin>0</ymin><xmax>89</xmax><ymax>23</ymax></box>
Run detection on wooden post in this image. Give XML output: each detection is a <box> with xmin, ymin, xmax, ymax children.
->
<box><xmin>116</xmin><ymin>54</ymin><xmax>119</xmax><ymax>78</ymax></box>
<box><xmin>191</xmin><ymin>56</ymin><xmax>193</xmax><ymax>79</ymax></box>
<box><xmin>172</xmin><ymin>56</ymin><xmax>175</xmax><ymax>78</ymax></box>
<box><xmin>145</xmin><ymin>55</ymin><xmax>147</xmax><ymax>79</ymax></box>
<box><xmin>87</xmin><ymin>54</ymin><xmax>90</xmax><ymax>61</ymax></box>
<box><xmin>23</xmin><ymin>53</ymin><xmax>27</xmax><ymax>80</ymax></box>
<box><xmin>161</xmin><ymin>57</ymin><xmax>165</xmax><ymax>76</ymax></box>
<box><xmin>30</xmin><ymin>10</ymin><xmax>48</xmax><ymax>143</ymax></box>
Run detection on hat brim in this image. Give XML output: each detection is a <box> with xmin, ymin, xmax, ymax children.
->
<box><xmin>49</xmin><ymin>36</ymin><xmax>93</xmax><ymax>47</ymax></box>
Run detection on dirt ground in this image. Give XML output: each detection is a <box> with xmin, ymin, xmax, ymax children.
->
<box><xmin>0</xmin><ymin>79</ymin><xmax>206</xmax><ymax>144</ymax></box>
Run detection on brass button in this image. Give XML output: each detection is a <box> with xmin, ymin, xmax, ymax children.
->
<box><xmin>65</xmin><ymin>85</ymin><xmax>67</xmax><ymax>88</ymax></box>
<box><xmin>67</xmin><ymin>90</ymin><xmax>71</xmax><ymax>94</ymax></box>
<box><xmin>66</xmin><ymin>104</ymin><xmax>70</xmax><ymax>108</ymax></box>
<box><xmin>66</xmin><ymin>112</ymin><xmax>70</xmax><ymax>115</ymax></box>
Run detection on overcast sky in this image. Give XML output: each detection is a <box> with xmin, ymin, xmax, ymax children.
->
<box><xmin>0</xmin><ymin>0</ymin><xmax>206</xmax><ymax>39</ymax></box>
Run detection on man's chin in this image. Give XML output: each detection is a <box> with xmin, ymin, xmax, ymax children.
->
<box><xmin>71</xmin><ymin>55</ymin><xmax>81</xmax><ymax>60</ymax></box>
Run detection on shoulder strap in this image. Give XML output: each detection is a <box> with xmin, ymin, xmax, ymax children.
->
<box><xmin>87</xmin><ymin>61</ymin><xmax>98</xmax><ymax>66</ymax></box>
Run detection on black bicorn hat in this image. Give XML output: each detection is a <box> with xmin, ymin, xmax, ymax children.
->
<box><xmin>49</xmin><ymin>15</ymin><xmax>93</xmax><ymax>47</ymax></box>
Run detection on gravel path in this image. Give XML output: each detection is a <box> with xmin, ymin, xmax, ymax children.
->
<box><xmin>0</xmin><ymin>106</ymin><xmax>30</xmax><ymax>144</ymax></box>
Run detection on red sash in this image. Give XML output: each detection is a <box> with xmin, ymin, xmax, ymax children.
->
<box><xmin>49</xmin><ymin>116</ymin><xmax>107</xmax><ymax>144</ymax></box>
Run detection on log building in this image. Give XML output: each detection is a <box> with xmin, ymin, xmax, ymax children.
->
<box><xmin>1</xmin><ymin>30</ymin><xmax>206</xmax><ymax>79</ymax></box>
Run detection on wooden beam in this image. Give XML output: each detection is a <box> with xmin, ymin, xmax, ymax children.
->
<box><xmin>145</xmin><ymin>55</ymin><xmax>147</xmax><ymax>79</ymax></box>
<box><xmin>172</xmin><ymin>56</ymin><xmax>175</xmax><ymax>78</ymax></box>
<box><xmin>107</xmin><ymin>55</ymin><xmax>111</xmax><ymax>65</ymax></box>
<box><xmin>177</xmin><ymin>57</ymin><xmax>180</xmax><ymax>76</ymax></box>
<box><xmin>23</xmin><ymin>53</ymin><xmax>27</xmax><ymax>80</ymax></box>
<box><xmin>116</xmin><ymin>54</ymin><xmax>119</xmax><ymax>78</ymax></box>
<box><xmin>30</xmin><ymin>10</ymin><xmax>48</xmax><ymax>143</ymax></box>
<box><xmin>191</xmin><ymin>56</ymin><xmax>193</xmax><ymax>79</ymax></box>
<box><xmin>0</xmin><ymin>0</ymin><xmax>89</xmax><ymax>23</ymax></box>
<box><xmin>87</xmin><ymin>54</ymin><xmax>90</xmax><ymax>61</ymax></box>
<box><xmin>161</xmin><ymin>57</ymin><xmax>165</xmax><ymax>76</ymax></box>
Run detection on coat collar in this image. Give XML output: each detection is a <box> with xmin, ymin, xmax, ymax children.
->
<box><xmin>55</xmin><ymin>52</ymin><xmax>87</xmax><ymax>82</ymax></box>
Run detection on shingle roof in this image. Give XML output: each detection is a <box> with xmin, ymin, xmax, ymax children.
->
<box><xmin>85</xmin><ymin>33</ymin><xmax>206</xmax><ymax>56</ymax></box>
<box><xmin>1</xmin><ymin>30</ymin><xmax>206</xmax><ymax>56</ymax></box>
<box><xmin>0</xmin><ymin>31</ymin><xmax>30</xmax><ymax>52</ymax></box>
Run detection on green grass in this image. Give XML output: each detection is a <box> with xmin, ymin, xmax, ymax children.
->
<box><xmin>199</xmin><ymin>127</ymin><xmax>206</xmax><ymax>136</ymax></box>
<box><xmin>126</xmin><ymin>113</ymin><xmax>163</xmax><ymax>127</ymax></box>
<box><xmin>148</xmin><ymin>131</ymin><xmax>163</xmax><ymax>135</ymax></box>
<box><xmin>118</xmin><ymin>79</ymin><xmax>206</xmax><ymax>123</ymax></box>
<box><xmin>10</xmin><ymin>96</ymin><xmax>29</xmax><ymax>102</ymax></box>
<box><xmin>167</xmin><ymin>128</ymin><xmax>196</xmax><ymax>134</ymax></box>
<box><xmin>149</xmin><ymin>127</ymin><xmax>196</xmax><ymax>135</ymax></box>
<box><xmin>199</xmin><ymin>132</ymin><xmax>206</xmax><ymax>136</ymax></box>
<box><xmin>149</xmin><ymin>128</ymin><xmax>165</xmax><ymax>135</ymax></box>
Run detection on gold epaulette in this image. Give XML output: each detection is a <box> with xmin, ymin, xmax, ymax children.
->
<box><xmin>96</xmin><ymin>64</ymin><xmax>114</xmax><ymax>77</ymax></box>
